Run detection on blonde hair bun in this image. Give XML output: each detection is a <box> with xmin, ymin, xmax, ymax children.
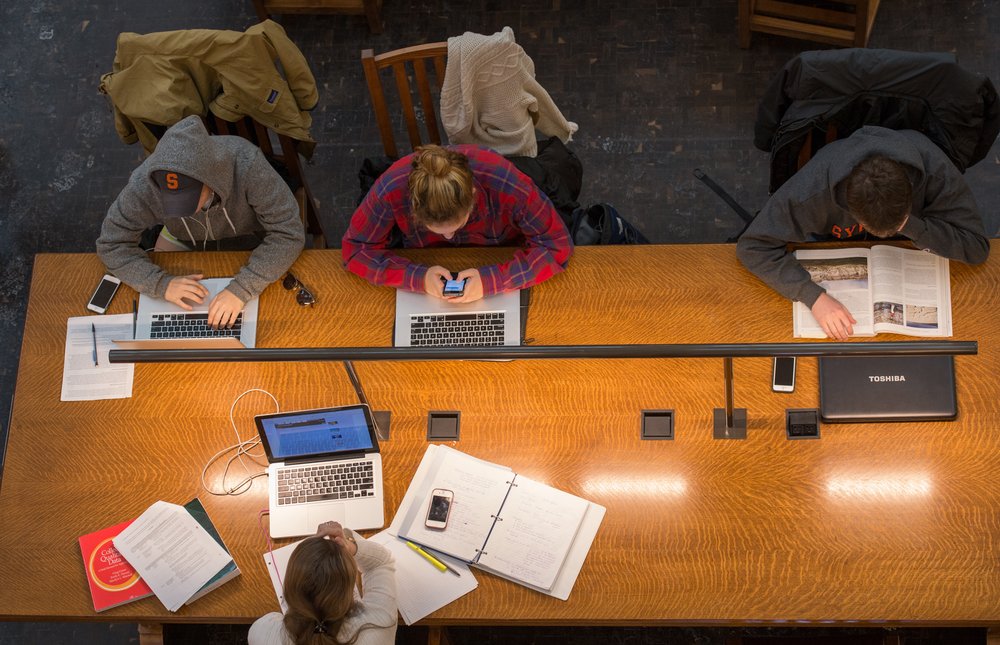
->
<box><xmin>416</xmin><ymin>147</ymin><xmax>453</xmax><ymax>177</ymax></box>
<box><xmin>409</xmin><ymin>145</ymin><xmax>475</xmax><ymax>226</ymax></box>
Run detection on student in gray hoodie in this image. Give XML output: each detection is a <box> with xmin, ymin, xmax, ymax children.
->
<box><xmin>737</xmin><ymin>126</ymin><xmax>989</xmax><ymax>340</ymax></box>
<box><xmin>97</xmin><ymin>115</ymin><xmax>305</xmax><ymax>327</ymax></box>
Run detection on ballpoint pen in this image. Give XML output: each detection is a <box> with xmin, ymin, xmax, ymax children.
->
<box><xmin>91</xmin><ymin>323</ymin><xmax>99</xmax><ymax>367</ymax></box>
<box><xmin>132</xmin><ymin>298</ymin><xmax>138</xmax><ymax>339</ymax></box>
<box><xmin>406</xmin><ymin>540</ymin><xmax>461</xmax><ymax>577</ymax></box>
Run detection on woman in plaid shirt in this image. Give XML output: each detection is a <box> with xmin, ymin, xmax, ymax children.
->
<box><xmin>342</xmin><ymin>145</ymin><xmax>573</xmax><ymax>302</ymax></box>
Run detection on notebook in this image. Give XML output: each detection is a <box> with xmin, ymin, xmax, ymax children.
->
<box><xmin>818</xmin><ymin>355</ymin><xmax>958</xmax><ymax>423</ymax></box>
<box><xmin>393</xmin><ymin>444</ymin><xmax>605</xmax><ymax>599</ymax></box>
<box><xmin>112</xmin><ymin>278</ymin><xmax>258</xmax><ymax>349</ymax></box>
<box><xmin>255</xmin><ymin>404</ymin><xmax>385</xmax><ymax>538</ymax></box>
<box><xmin>394</xmin><ymin>289</ymin><xmax>527</xmax><ymax>348</ymax></box>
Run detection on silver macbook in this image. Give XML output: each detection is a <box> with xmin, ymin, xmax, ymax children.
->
<box><xmin>394</xmin><ymin>289</ymin><xmax>522</xmax><ymax>347</ymax></box>
<box><xmin>255</xmin><ymin>404</ymin><xmax>385</xmax><ymax>538</ymax></box>
<box><xmin>113</xmin><ymin>277</ymin><xmax>258</xmax><ymax>349</ymax></box>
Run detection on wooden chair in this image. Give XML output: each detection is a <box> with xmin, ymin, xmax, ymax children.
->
<box><xmin>252</xmin><ymin>0</ymin><xmax>382</xmax><ymax>34</ymax></box>
<box><xmin>202</xmin><ymin>114</ymin><xmax>327</xmax><ymax>249</ymax></box>
<box><xmin>361</xmin><ymin>43</ymin><xmax>448</xmax><ymax>158</ymax></box>
<box><xmin>739</xmin><ymin>0</ymin><xmax>882</xmax><ymax>48</ymax></box>
<box><xmin>795</xmin><ymin>122</ymin><xmax>839</xmax><ymax>171</ymax></box>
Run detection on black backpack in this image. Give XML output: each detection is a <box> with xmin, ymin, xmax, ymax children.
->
<box><xmin>570</xmin><ymin>203</ymin><xmax>649</xmax><ymax>245</ymax></box>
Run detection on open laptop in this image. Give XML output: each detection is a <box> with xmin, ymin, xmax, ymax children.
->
<box><xmin>255</xmin><ymin>404</ymin><xmax>385</xmax><ymax>538</ymax></box>
<box><xmin>819</xmin><ymin>355</ymin><xmax>958</xmax><ymax>423</ymax></box>
<box><xmin>394</xmin><ymin>289</ymin><xmax>527</xmax><ymax>347</ymax></box>
<box><xmin>113</xmin><ymin>277</ymin><xmax>258</xmax><ymax>349</ymax></box>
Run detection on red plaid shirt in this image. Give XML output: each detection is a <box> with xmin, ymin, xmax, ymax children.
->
<box><xmin>342</xmin><ymin>146</ymin><xmax>573</xmax><ymax>296</ymax></box>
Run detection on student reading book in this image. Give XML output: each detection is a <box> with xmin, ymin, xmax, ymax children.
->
<box><xmin>393</xmin><ymin>445</ymin><xmax>605</xmax><ymax>598</ymax></box>
<box><xmin>792</xmin><ymin>245</ymin><xmax>952</xmax><ymax>339</ymax></box>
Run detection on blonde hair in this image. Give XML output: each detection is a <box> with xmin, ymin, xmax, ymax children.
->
<box><xmin>282</xmin><ymin>537</ymin><xmax>358</xmax><ymax>645</ymax></box>
<box><xmin>408</xmin><ymin>145</ymin><xmax>475</xmax><ymax>226</ymax></box>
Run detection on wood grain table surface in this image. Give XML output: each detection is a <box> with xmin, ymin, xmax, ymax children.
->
<box><xmin>1</xmin><ymin>245</ymin><xmax>998</xmax><ymax>626</ymax></box>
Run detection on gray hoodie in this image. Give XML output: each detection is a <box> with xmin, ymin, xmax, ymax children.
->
<box><xmin>737</xmin><ymin>126</ymin><xmax>990</xmax><ymax>307</ymax></box>
<box><xmin>97</xmin><ymin>115</ymin><xmax>305</xmax><ymax>303</ymax></box>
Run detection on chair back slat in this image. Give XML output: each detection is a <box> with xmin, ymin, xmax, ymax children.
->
<box><xmin>432</xmin><ymin>55</ymin><xmax>446</xmax><ymax>88</ymax></box>
<box><xmin>392</xmin><ymin>61</ymin><xmax>423</xmax><ymax>151</ymax></box>
<box><xmin>234</xmin><ymin>116</ymin><xmax>254</xmax><ymax>142</ymax></box>
<box><xmin>362</xmin><ymin>48</ymin><xmax>399</xmax><ymax>158</ymax></box>
<box><xmin>252</xmin><ymin>119</ymin><xmax>276</xmax><ymax>158</ymax></box>
<box><xmin>361</xmin><ymin>42</ymin><xmax>448</xmax><ymax>158</ymax></box>
<box><xmin>211</xmin><ymin>114</ymin><xmax>232</xmax><ymax>135</ymax></box>
<box><xmin>412</xmin><ymin>60</ymin><xmax>441</xmax><ymax>145</ymax></box>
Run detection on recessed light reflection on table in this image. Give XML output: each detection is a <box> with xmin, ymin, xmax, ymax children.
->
<box><xmin>581</xmin><ymin>476</ymin><xmax>688</xmax><ymax>498</ymax></box>
<box><xmin>825</xmin><ymin>474</ymin><xmax>932</xmax><ymax>500</ymax></box>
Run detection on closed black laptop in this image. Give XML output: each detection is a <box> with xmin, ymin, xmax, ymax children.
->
<box><xmin>818</xmin><ymin>355</ymin><xmax>957</xmax><ymax>423</ymax></box>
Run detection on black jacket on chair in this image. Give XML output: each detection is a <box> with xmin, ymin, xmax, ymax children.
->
<box><xmin>755</xmin><ymin>48</ymin><xmax>1000</xmax><ymax>193</ymax></box>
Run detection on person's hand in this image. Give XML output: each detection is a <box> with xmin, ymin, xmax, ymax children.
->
<box><xmin>446</xmin><ymin>268</ymin><xmax>485</xmax><ymax>304</ymax></box>
<box><xmin>810</xmin><ymin>292</ymin><xmax>857</xmax><ymax>340</ymax></box>
<box><xmin>164</xmin><ymin>274</ymin><xmax>209</xmax><ymax>310</ymax></box>
<box><xmin>207</xmin><ymin>289</ymin><xmax>243</xmax><ymax>329</ymax></box>
<box><xmin>423</xmin><ymin>265</ymin><xmax>453</xmax><ymax>299</ymax></box>
<box><xmin>316</xmin><ymin>520</ymin><xmax>358</xmax><ymax>556</ymax></box>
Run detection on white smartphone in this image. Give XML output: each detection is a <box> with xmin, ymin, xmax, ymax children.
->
<box><xmin>772</xmin><ymin>356</ymin><xmax>796</xmax><ymax>393</ymax></box>
<box><xmin>424</xmin><ymin>488</ymin><xmax>454</xmax><ymax>530</ymax></box>
<box><xmin>86</xmin><ymin>274</ymin><xmax>122</xmax><ymax>314</ymax></box>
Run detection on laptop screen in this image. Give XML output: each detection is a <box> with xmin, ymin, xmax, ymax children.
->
<box><xmin>255</xmin><ymin>405</ymin><xmax>378</xmax><ymax>462</ymax></box>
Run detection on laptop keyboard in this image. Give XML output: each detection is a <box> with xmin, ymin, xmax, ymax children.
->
<box><xmin>277</xmin><ymin>460</ymin><xmax>375</xmax><ymax>506</ymax></box>
<box><xmin>409</xmin><ymin>312</ymin><xmax>505</xmax><ymax>347</ymax></box>
<box><xmin>150</xmin><ymin>312</ymin><xmax>243</xmax><ymax>339</ymax></box>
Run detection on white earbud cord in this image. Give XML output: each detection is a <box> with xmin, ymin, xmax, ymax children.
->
<box><xmin>200</xmin><ymin>388</ymin><xmax>278</xmax><ymax>496</ymax></box>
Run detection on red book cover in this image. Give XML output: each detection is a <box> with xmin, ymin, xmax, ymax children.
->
<box><xmin>78</xmin><ymin>518</ymin><xmax>153</xmax><ymax>612</ymax></box>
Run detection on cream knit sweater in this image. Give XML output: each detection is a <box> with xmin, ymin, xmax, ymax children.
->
<box><xmin>440</xmin><ymin>27</ymin><xmax>577</xmax><ymax>157</ymax></box>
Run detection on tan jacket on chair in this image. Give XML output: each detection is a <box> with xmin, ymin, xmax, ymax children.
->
<box><xmin>440</xmin><ymin>26</ymin><xmax>577</xmax><ymax>157</ymax></box>
<box><xmin>99</xmin><ymin>20</ymin><xmax>318</xmax><ymax>157</ymax></box>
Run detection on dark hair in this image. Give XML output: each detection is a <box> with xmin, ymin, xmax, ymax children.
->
<box><xmin>408</xmin><ymin>145</ymin><xmax>475</xmax><ymax>226</ymax></box>
<box><xmin>282</xmin><ymin>537</ymin><xmax>358</xmax><ymax>645</ymax></box>
<box><xmin>845</xmin><ymin>155</ymin><xmax>912</xmax><ymax>237</ymax></box>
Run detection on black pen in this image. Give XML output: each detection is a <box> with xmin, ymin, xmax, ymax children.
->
<box><xmin>132</xmin><ymin>298</ymin><xmax>138</xmax><ymax>339</ymax></box>
<box><xmin>91</xmin><ymin>323</ymin><xmax>99</xmax><ymax>367</ymax></box>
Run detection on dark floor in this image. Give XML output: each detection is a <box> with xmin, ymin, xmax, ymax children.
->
<box><xmin>1</xmin><ymin>0</ymin><xmax>998</xmax><ymax>643</ymax></box>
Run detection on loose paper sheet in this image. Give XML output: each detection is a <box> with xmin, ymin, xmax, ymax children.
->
<box><xmin>61</xmin><ymin>315</ymin><xmax>134</xmax><ymax>401</ymax></box>
<box><xmin>369</xmin><ymin>531</ymin><xmax>477</xmax><ymax>625</ymax></box>
<box><xmin>113</xmin><ymin>501</ymin><xmax>233</xmax><ymax>612</ymax></box>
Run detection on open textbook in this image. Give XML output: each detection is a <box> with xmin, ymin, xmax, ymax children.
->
<box><xmin>393</xmin><ymin>445</ymin><xmax>605</xmax><ymax>599</ymax></box>
<box><xmin>793</xmin><ymin>245</ymin><xmax>952</xmax><ymax>338</ymax></box>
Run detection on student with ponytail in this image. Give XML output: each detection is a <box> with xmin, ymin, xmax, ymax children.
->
<box><xmin>249</xmin><ymin>521</ymin><xmax>397</xmax><ymax>645</ymax></box>
<box><xmin>343</xmin><ymin>145</ymin><xmax>573</xmax><ymax>302</ymax></box>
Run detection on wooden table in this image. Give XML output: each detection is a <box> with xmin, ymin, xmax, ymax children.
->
<box><xmin>2</xmin><ymin>246</ymin><xmax>999</xmax><ymax>633</ymax></box>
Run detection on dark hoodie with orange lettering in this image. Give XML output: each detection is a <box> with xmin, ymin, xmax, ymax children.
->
<box><xmin>737</xmin><ymin>126</ymin><xmax>989</xmax><ymax>307</ymax></box>
<box><xmin>97</xmin><ymin>115</ymin><xmax>304</xmax><ymax>303</ymax></box>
